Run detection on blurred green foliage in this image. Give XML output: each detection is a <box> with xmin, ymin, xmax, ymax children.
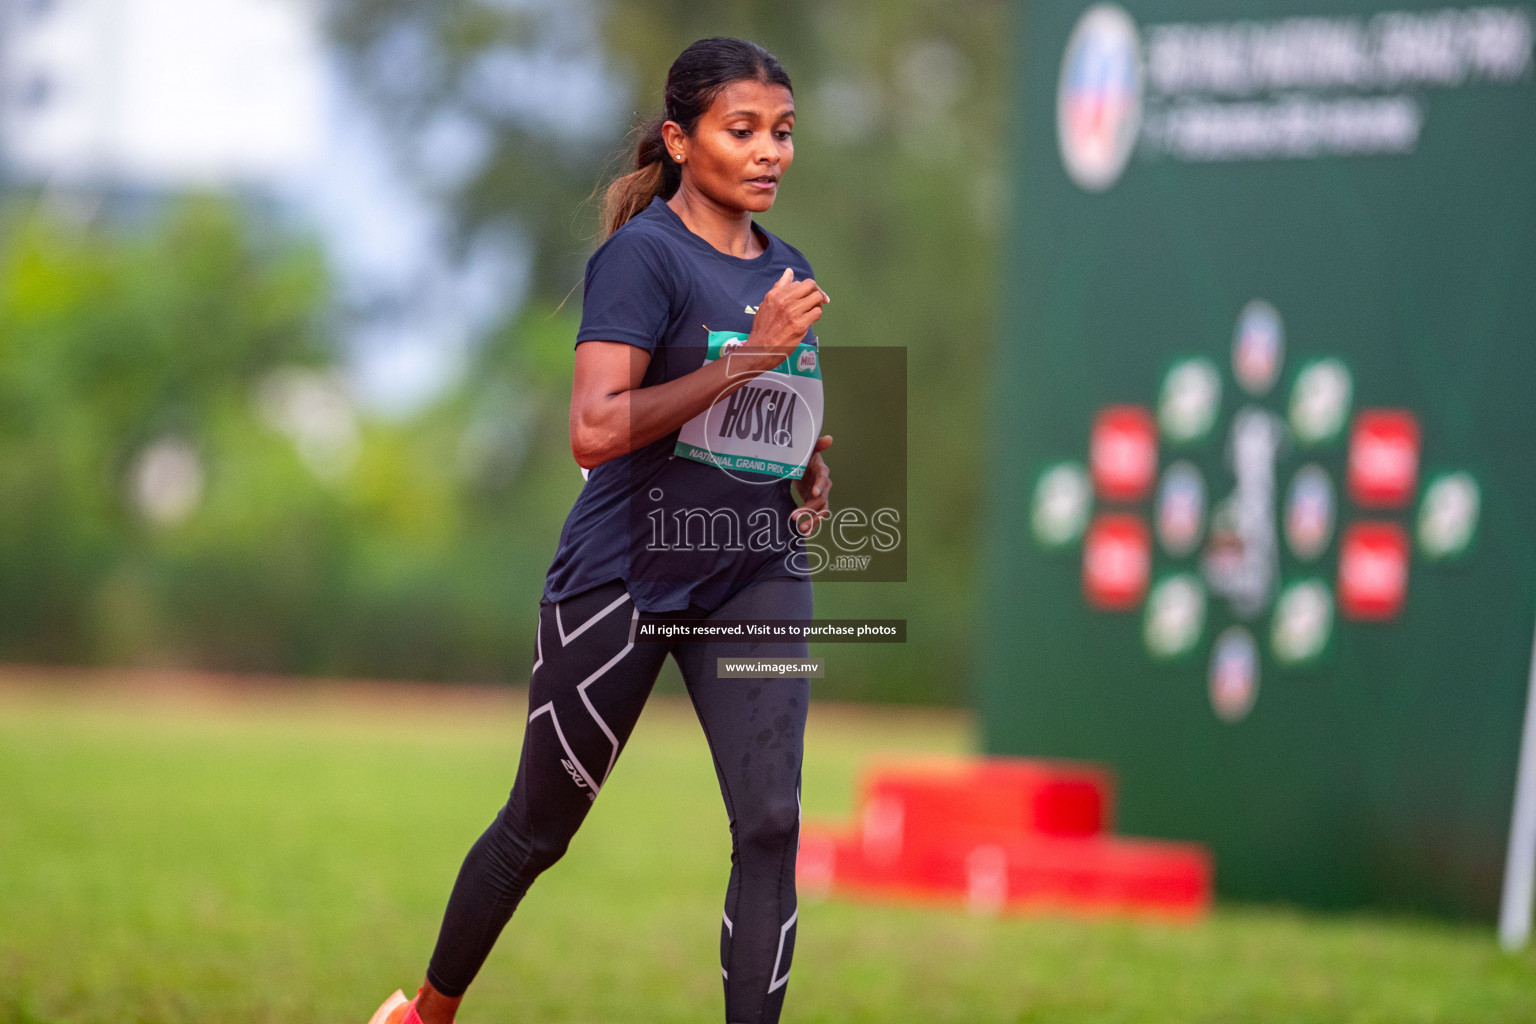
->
<box><xmin>0</xmin><ymin>199</ymin><xmax>330</xmax><ymax>666</ymax></box>
<box><xmin>0</xmin><ymin>1</ymin><xmax>1007</xmax><ymax>702</ymax></box>
<box><xmin>0</xmin><ymin>198</ymin><xmax>582</xmax><ymax>680</ymax></box>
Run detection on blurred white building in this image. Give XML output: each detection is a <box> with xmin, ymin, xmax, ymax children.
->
<box><xmin>1</xmin><ymin>0</ymin><xmax>324</xmax><ymax>187</ymax></box>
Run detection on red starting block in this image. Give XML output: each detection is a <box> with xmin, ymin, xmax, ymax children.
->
<box><xmin>799</xmin><ymin>756</ymin><xmax>1211</xmax><ymax>919</ymax></box>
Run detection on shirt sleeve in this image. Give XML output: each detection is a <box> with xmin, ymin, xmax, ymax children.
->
<box><xmin>575</xmin><ymin>228</ymin><xmax>675</xmax><ymax>353</ymax></box>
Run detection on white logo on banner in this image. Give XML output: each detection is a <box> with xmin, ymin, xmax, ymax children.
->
<box><xmin>1418</xmin><ymin>472</ymin><xmax>1481</xmax><ymax>560</ymax></box>
<box><xmin>1032</xmin><ymin>462</ymin><xmax>1093</xmax><ymax>547</ymax></box>
<box><xmin>1159</xmin><ymin>357</ymin><xmax>1222</xmax><ymax>443</ymax></box>
<box><xmin>1204</xmin><ymin>407</ymin><xmax>1284</xmax><ymax>620</ymax></box>
<box><xmin>1290</xmin><ymin>358</ymin><xmax>1354</xmax><ymax>445</ymax></box>
<box><xmin>1058</xmin><ymin>4</ymin><xmax>1144</xmax><ymax>191</ymax></box>
<box><xmin>1063</xmin><ymin>4</ymin><xmax>1534</xmax><ymax>167</ymax></box>
<box><xmin>1145</xmin><ymin>573</ymin><xmax>1207</xmax><ymax>660</ymax></box>
<box><xmin>1272</xmin><ymin>579</ymin><xmax>1334</xmax><ymax>666</ymax></box>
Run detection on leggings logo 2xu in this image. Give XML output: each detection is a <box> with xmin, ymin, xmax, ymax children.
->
<box><xmin>560</xmin><ymin>757</ymin><xmax>591</xmax><ymax>794</ymax></box>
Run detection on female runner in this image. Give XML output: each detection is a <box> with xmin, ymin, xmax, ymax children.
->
<box><xmin>370</xmin><ymin>36</ymin><xmax>832</xmax><ymax>1024</ymax></box>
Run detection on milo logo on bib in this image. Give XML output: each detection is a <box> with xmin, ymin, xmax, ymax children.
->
<box><xmin>674</xmin><ymin>330</ymin><xmax>824</xmax><ymax>480</ymax></box>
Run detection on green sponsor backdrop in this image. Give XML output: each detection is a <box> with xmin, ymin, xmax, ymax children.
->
<box><xmin>977</xmin><ymin>0</ymin><xmax>1536</xmax><ymax>919</ymax></box>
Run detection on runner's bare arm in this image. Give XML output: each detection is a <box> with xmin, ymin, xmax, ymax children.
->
<box><xmin>570</xmin><ymin>268</ymin><xmax>828</xmax><ymax>469</ymax></box>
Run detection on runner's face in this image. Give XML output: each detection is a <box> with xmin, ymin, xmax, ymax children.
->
<box><xmin>677</xmin><ymin>79</ymin><xmax>795</xmax><ymax>214</ymax></box>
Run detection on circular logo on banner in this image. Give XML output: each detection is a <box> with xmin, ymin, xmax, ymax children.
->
<box><xmin>1338</xmin><ymin>521</ymin><xmax>1411</xmax><ymax>621</ymax></box>
<box><xmin>1232</xmin><ymin>301</ymin><xmax>1284</xmax><ymax>396</ymax></box>
<box><xmin>1272</xmin><ymin>579</ymin><xmax>1334</xmax><ymax>666</ymax></box>
<box><xmin>1031</xmin><ymin>461</ymin><xmax>1092</xmax><ymax>548</ymax></box>
<box><xmin>1034</xmin><ymin>289</ymin><xmax>1484</xmax><ymax>695</ymax></box>
<box><xmin>1083</xmin><ymin>514</ymin><xmax>1152</xmax><ymax>610</ymax></box>
<box><xmin>1090</xmin><ymin>405</ymin><xmax>1158</xmax><ymax>501</ymax></box>
<box><xmin>1156</xmin><ymin>461</ymin><xmax>1206</xmax><ymax>557</ymax></box>
<box><xmin>1057</xmin><ymin>4</ymin><xmax>1143</xmax><ymax>192</ymax></box>
<box><xmin>1144</xmin><ymin>573</ymin><xmax>1206</xmax><ymax>660</ymax></box>
<box><xmin>1418</xmin><ymin>471</ymin><xmax>1481</xmax><ymax>561</ymax></box>
<box><xmin>1289</xmin><ymin>358</ymin><xmax>1353</xmax><ymax>446</ymax></box>
<box><xmin>1348</xmin><ymin>410</ymin><xmax>1421</xmax><ymax>508</ymax></box>
<box><xmin>1285</xmin><ymin>465</ymin><xmax>1335</xmax><ymax>561</ymax></box>
<box><xmin>1159</xmin><ymin>357</ymin><xmax>1222</xmax><ymax>444</ymax></box>
<box><xmin>1209</xmin><ymin>626</ymin><xmax>1259</xmax><ymax>723</ymax></box>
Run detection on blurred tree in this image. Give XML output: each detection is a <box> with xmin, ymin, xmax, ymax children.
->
<box><xmin>0</xmin><ymin>195</ymin><xmax>581</xmax><ymax>681</ymax></box>
<box><xmin>325</xmin><ymin>0</ymin><xmax>624</xmax><ymax>299</ymax></box>
<box><xmin>0</xmin><ymin>198</ymin><xmax>332</xmax><ymax>662</ymax></box>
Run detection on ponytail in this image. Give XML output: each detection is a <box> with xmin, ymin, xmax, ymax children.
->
<box><xmin>598</xmin><ymin>38</ymin><xmax>793</xmax><ymax>241</ymax></box>
<box><xmin>601</xmin><ymin>117</ymin><xmax>681</xmax><ymax>240</ymax></box>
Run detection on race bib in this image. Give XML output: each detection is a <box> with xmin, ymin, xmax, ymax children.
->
<box><xmin>674</xmin><ymin>330</ymin><xmax>824</xmax><ymax>480</ymax></box>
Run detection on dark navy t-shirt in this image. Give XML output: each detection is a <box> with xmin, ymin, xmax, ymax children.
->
<box><xmin>543</xmin><ymin>196</ymin><xmax>818</xmax><ymax>612</ymax></box>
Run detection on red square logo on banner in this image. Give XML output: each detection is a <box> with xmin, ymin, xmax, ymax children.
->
<box><xmin>1091</xmin><ymin>405</ymin><xmax>1157</xmax><ymax>502</ymax></box>
<box><xmin>1338</xmin><ymin>522</ymin><xmax>1410</xmax><ymax>620</ymax></box>
<box><xmin>1348</xmin><ymin>410</ymin><xmax>1420</xmax><ymax>508</ymax></box>
<box><xmin>1083</xmin><ymin>514</ymin><xmax>1151</xmax><ymax>611</ymax></box>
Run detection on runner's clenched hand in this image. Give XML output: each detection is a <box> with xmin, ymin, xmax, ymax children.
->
<box><xmin>744</xmin><ymin>267</ymin><xmax>829</xmax><ymax>362</ymax></box>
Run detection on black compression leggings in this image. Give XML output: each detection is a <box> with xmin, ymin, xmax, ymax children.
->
<box><xmin>425</xmin><ymin>576</ymin><xmax>812</xmax><ymax>1024</ymax></box>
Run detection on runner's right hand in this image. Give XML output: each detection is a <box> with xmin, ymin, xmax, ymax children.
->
<box><xmin>745</xmin><ymin>268</ymin><xmax>829</xmax><ymax>361</ymax></box>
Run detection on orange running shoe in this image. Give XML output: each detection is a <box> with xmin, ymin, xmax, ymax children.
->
<box><xmin>367</xmin><ymin>990</ymin><xmax>414</xmax><ymax>1024</ymax></box>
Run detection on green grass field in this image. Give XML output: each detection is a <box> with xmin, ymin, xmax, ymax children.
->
<box><xmin>2</xmin><ymin>675</ymin><xmax>1534</xmax><ymax>1024</ymax></box>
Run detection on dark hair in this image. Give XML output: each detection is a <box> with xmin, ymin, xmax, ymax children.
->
<box><xmin>601</xmin><ymin>37</ymin><xmax>793</xmax><ymax>239</ymax></box>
